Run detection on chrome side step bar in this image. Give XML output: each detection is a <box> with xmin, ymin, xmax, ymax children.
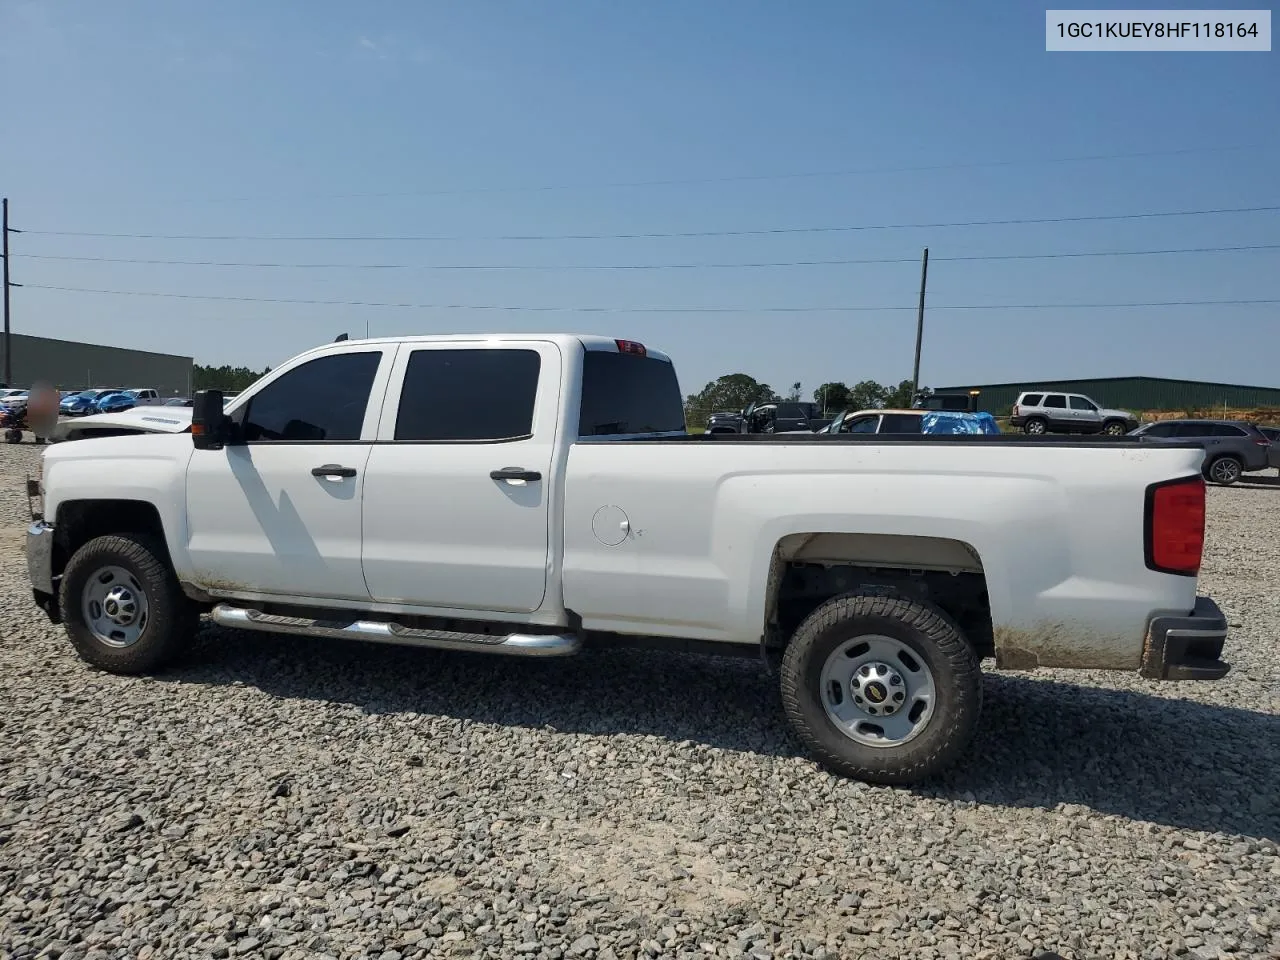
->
<box><xmin>210</xmin><ymin>604</ymin><xmax>581</xmax><ymax>657</ymax></box>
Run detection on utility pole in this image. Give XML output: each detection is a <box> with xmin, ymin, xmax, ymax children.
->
<box><xmin>2</xmin><ymin>198</ymin><xmax>13</xmax><ymax>387</ymax></box>
<box><xmin>910</xmin><ymin>246</ymin><xmax>929</xmax><ymax>402</ymax></box>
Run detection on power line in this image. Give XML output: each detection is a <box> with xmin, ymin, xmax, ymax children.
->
<box><xmin>17</xmin><ymin>203</ymin><xmax>1280</xmax><ymax>243</ymax></box>
<box><xmin>20</xmin><ymin>283</ymin><xmax>1280</xmax><ymax>313</ymax></box>
<box><xmin>176</xmin><ymin>141</ymin><xmax>1279</xmax><ymax>203</ymax></box>
<box><xmin>16</xmin><ymin>242</ymin><xmax>1280</xmax><ymax>271</ymax></box>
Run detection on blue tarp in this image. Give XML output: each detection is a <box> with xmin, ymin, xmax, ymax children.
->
<box><xmin>920</xmin><ymin>411</ymin><xmax>1001</xmax><ymax>435</ymax></box>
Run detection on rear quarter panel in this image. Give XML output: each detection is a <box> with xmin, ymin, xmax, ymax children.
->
<box><xmin>562</xmin><ymin>440</ymin><xmax>1207</xmax><ymax>669</ymax></box>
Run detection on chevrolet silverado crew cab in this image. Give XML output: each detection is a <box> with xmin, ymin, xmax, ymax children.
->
<box><xmin>25</xmin><ymin>334</ymin><xmax>1229</xmax><ymax>785</ymax></box>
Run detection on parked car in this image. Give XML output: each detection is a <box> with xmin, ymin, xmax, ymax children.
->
<box><xmin>28</xmin><ymin>333</ymin><xmax>1230</xmax><ymax>786</ymax></box>
<box><xmin>60</xmin><ymin>390</ymin><xmax>119</xmax><ymax>417</ymax></box>
<box><xmin>1129</xmin><ymin>419</ymin><xmax>1276</xmax><ymax>484</ymax></box>
<box><xmin>703</xmin><ymin>409</ymin><xmax>744</xmax><ymax>434</ymax></box>
<box><xmin>164</xmin><ymin>397</ymin><xmax>194</xmax><ymax>407</ymax></box>
<box><xmin>741</xmin><ymin>400</ymin><xmax>834</xmax><ymax>433</ymax></box>
<box><xmin>813</xmin><ymin>409</ymin><xmax>1001</xmax><ymax>435</ymax></box>
<box><xmin>818</xmin><ymin>409</ymin><xmax>932</xmax><ymax>434</ymax></box>
<box><xmin>124</xmin><ymin>388</ymin><xmax>166</xmax><ymax>406</ymax></box>
<box><xmin>92</xmin><ymin>392</ymin><xmax>138</xmax><ymax>414</ymax></box>
<box><xmin>1009</xmin><ymin>391</ymin><xmax>1138</xmax><ymax>436</ymax></box>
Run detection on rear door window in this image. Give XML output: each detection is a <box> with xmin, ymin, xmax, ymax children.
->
<box><xmin>1043</xmin><ymin>395</ymin><xmax>1067</xmax><ymax>409</ymax></box>
<box><xmin>1173</xmin><ymin>422</ymin><xmax>1212</xmax><ymax>438</ymax></box>
<box><xmin>878</xmin><ymin>413</ymin><xmax>923</xmax><ymax>433</ymax></box>
<box><xmin>396</xmin><ymin>348</ymin><xmax>541</xmax><ymax>442</ymax></box>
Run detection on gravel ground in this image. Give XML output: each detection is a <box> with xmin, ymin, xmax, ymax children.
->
<box><xmin>1</xmin><ymin>441</ymin><xmax>1277</xmax><ymax>960</ymax></box>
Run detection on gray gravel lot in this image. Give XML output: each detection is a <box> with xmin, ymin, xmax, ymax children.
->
<box><xmin>1</xmin><ymin>441</ymin><xmax>1277</xmax><ymax>960</ymax></box>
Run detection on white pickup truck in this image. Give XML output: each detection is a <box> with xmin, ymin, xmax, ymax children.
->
<box><xmin>25</xmin><ymin>334</ymin><xmax>1229</xmax><ymax>784</ymax></box>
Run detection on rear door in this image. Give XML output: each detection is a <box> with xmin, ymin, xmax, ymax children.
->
<box><xmin>360</xmin><ymin>341</ymin><xmax>560</xmax><ymax>613</ymax></box>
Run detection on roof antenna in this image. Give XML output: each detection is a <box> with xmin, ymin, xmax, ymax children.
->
<box><xmin>334</xmin><ymin>333</ymin><xmax>349</xmax><ymax>342</ymax></box>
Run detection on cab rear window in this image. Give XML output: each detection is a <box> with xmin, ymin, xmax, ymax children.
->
<box><xmin>579</xmin><ymin>351</ymin><xmax>685</xmax><ymax>436</ymax></box>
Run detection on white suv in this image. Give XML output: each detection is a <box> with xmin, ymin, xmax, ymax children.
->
<box><xmin>1010</xmin><ymin>391</ymin><xmax>1138</xmax><ymax>436</ymax></box>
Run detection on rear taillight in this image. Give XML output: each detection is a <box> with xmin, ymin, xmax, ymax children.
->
<box><xmin>1012</xmin><ymin>404</ymin><xmax>1020</xmax><ymax>417</ymax></box>
<box><xmin>1144</xmin><ymin>476</ymin><xmax>1205</xmax><ymax>576</ymax></box>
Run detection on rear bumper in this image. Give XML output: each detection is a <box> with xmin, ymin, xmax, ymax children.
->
<box><xmin>1141</xmin><ymin>596</ymin><xmax>1229</xmax><ymax>681</ymax></box>
<box><xmin>26</xmin><ymin>520</ymin><xmax>61</xmax><ymax>624</ymax></box>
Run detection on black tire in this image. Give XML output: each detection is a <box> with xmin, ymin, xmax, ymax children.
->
<box><xmin>4</xmin><ymin>428</ymin><xmax>20</xmax><ymax>444</ymax></box>
<box><xmin>58</xmin><ymin>533</ymin><xmax>197</xmax><ymax>674</ymax></box>
<box><xmin>780</xmin><ymin>591</ymin><xmax>982</xmax><ymax>785</ymax></box>
<box><xmin>1022</xmin><ymin>417</ymin><xmax>1047</xmax><ymax>436</ymax></box>
<box><xmin>1101</xmin><ymin>420</ymin><xmax>1127</xmax><ymax>436</ymax></box>
<box><xmin>1204</xmin><ymin>455</ymin><xmax>1242</xmax><ymax>486</ymax></box>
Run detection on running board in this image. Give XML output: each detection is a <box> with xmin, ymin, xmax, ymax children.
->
<box><xmin>210</xmin><ymin>604</ymin><xmax>581</xmax><ymax>657</ymax></box>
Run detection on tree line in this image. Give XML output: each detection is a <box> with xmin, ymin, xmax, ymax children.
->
<box><xmin>192</xmin><ymin>364</ymin><xmax>272</xmax><ymax>393</ymax></box>
<box><xmin>684</xmin><ymin>374</ymin><xmax>923</xmax><ymax>427</ymax></box>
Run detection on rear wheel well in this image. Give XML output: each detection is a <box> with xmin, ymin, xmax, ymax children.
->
<box><xmin>765</xmin><ymin>534</ymin><xmax>993</xmax><ymax>660</ymax></box>
<box><xmin>52</xmin><ymin>500</ymin><xmax>170</xmax><ymax>581</ymax></box>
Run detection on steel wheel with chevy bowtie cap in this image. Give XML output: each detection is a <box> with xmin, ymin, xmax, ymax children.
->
<box><xmin>780</xmin><ymin>590</ymin><xmax>982</xmax><ymax>785</ymax></box>
<box><xmin>59</xmin><ymin>533</ymin><xmax>198</xmax><ymax>673</ymax></box>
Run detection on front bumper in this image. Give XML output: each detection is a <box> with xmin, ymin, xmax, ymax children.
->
<box><xmin>26</xmin><ymin>520</ymin><xmax>61</xmax><ymax>624</ymax></box>
<box><xmin>1141</xmin><ymin>596</ymin><xmax>1229</xmax><ymax>681</ymax></box>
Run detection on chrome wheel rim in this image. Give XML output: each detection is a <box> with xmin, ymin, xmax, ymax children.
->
<box><xmin>1104</xmin><ymin>423</ymin><xmax>1124</xmax><ymax>435</ymax></box>
<box><xmin>819</xmin><ymin>635</ymin><xmax>936</xmax><ymax>748</ymax></box>
<box><xmin>1210</xmin><ymin>459</ymin><xmax>1240</xmax><ymax>483</ymax></box>
<box><xmin>1026</xmin><ymin>420</ymin><xmax>1045</xmax><ymax>435</ymax></box>
<box><xmin>82</xmin><ymin>565</ymin><xmax>150</xmax><ymax>648</ymax></box>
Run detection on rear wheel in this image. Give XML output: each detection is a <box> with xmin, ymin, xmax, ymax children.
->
<box><xmin>780</xmin><ymin>591</ymin><xmax>982</xmax><ymax>785</ymax></box>
<box><xmin>1205</xmin><ymin>456</ymin><xmax>1243</xmax><ymax>486</ymax></box>
<box><xmin>59</xmin><ymin>533</ymin><xmax>198</xmax><ymax>674</ymax></box>
<box><xmin>1022</xmin><ymin>417</ymin><xmax>1047</xmax><ymax>435</ymax></box>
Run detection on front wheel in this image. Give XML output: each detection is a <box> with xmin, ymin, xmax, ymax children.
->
<box><xmin>59</xmin><ymin>533</ymin><xmax>197</xmax><ymax>674</ymax></box>
<box><xmin>780</xmin><ymin>591</ymin><xmax>982</xmax><ymax>785</ymax></box>
<box><xmin>1102</xmin><ymin>420</ymin><xmax>1127</xmax><ymax>436</ymax></box>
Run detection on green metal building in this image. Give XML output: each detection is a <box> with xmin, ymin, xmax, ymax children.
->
<box><xmin>0</xmin><ymin>333</ymin><xmax>193</xmax><ymax>397</ymax></box>
<box><xmin>932</xmin><ymin>376</ymin><xmax>1280</xmax><ymax>415</ymax></box>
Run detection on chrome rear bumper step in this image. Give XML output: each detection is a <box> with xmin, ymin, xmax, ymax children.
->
<box><xmin>210</xmin><ymin>604</ymin><xmax>581</xmax><ymax>657</ymax></box>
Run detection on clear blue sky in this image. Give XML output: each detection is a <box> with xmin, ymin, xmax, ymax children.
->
<box><xmin>2</xmin><ymin>0</ymin><xmax>1277</xmax><ymax>398</ymax></box>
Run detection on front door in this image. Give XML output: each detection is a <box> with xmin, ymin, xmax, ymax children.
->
<box><xmin>185</xmin><ymin>347</ymin><xmax>391</xmax><ymax>602</ymax></box>
<box><xmin>360</xmin><ymin>341</ymin><xmax>560</xmax><ymax>614</ymax></box>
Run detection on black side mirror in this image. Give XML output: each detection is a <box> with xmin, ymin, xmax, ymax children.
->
<box><xmin>192</xmin><ymin>389</ymin><xmax>228</xmax><ymax>450</ymax></box>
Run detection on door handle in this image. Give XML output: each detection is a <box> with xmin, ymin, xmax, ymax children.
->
<box><xmin>312</xmin><ymin>464</ymin><xmax>357</xmax><ymax>478</ymax></box>
<box><xmin>490</xmin><ymin>467</ymin><xmax>542</xmax><ymax>482</ymax></box>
